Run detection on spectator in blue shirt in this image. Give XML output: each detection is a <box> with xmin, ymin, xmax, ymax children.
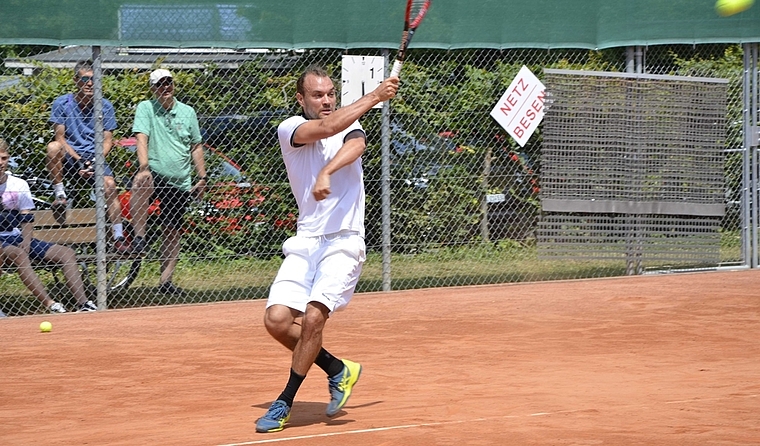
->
<box><xmin>45</xmin><ymin>60</ymin><xmax>128</xmax><ymax>253</ymax></box>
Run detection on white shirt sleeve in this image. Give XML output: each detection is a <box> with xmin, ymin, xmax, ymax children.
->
<box><xmin>2</xmin><ymin>176</ymin><xmax>35</xmax><ymax>211</ymax></box>
<box><xmin>277</xmin><ymin>115</ymin><xmax>307</xmax><ymax>151</ymax></box>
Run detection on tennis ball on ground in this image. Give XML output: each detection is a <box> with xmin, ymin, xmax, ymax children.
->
<box><xmin>715</xmin><ymin>0</ymin><xmax>755</xmax><ymax>16</ymax></box>
<box><xmin>40</xmin><ymin>321</ymin><xmax>52</xmax><ymax>333</ymax></box>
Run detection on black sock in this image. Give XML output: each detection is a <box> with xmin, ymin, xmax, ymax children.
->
<box><xmin>314</xmin><ymin>348</ymin><xmax>345</xmax><ymax>378</ymax></box>
<box><xmin>277</xmin><ymin>369</ymin><xmax>305</xmax><ymax>407</ymax></box>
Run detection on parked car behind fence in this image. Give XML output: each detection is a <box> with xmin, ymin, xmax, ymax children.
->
<box><xmin>389</xmin><ymin>123</ymin><xmax>540</xmax><ymax>243</ymax></box>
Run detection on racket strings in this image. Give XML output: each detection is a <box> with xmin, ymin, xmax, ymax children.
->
<box><xmin>409</xmin><ymin>0</ymin><xmax>431</xmax><ymax>28</ymax></box>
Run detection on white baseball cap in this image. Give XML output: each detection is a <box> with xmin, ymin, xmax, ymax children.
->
<box><xmin>149</xmin><ymin>68</ymin><xmax>173</xmax><ymax>86</ymax></box>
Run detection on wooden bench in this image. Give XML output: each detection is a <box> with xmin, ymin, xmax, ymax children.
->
<box><xmin>0</xmin><ymin>209</ymin><xmax>142</xmax><ymax>316</ymax></box>
<box><xmin>33</xmin><ymin>208</ymin><xmax>100</xmax><ymax>250</ymax></box>
<box><xmin>29</xmin><ymin>208</ymin><xmax>141</xmax><ymax>292</ymax></box>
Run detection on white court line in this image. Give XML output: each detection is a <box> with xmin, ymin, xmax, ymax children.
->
<box><xmin>216</xmin><ymin>417</ymin><xmax>508</xmax><ymax>446</ymax></box>
<box><xmin>664</xmin><ymin>394</ymin><xmax>758</xmax><ymax>405</ymax></box>
<box><xmin>217</xmin><ymin>394</ymin><xmax>759</xmax><ymax>446</ymax></box>
<box><xmin>216</xmin><ymin>410</ymin><xmax>586</xmax><ymax>446</ymax></box>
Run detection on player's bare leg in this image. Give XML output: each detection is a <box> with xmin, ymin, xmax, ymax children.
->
<box><xmin>263</xmin><ymin>304</ymin><xmax>301</xmax><ymax>350</ymax></box>
<box><xmin>291</xmin><ymin>302</ymin><xmax>329</xmax><ymax>375</ymax></box>
<box><xmin>257</xmin><ymin>304</ymin><xmax>324</xmax><ymax>433</ymax></box>
<box><xmin>257</xmin><ymin>302</ymin><xmax>356</xmax><ymax>432</ymax></box>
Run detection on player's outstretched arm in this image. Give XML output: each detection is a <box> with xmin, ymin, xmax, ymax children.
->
<box><xmin>296</xmin><ymin>77</ymin><xmax>399</xmax><ymax>145</ymax></box>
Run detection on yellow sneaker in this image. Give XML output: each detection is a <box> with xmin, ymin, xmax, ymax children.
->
<box><xmin>255</xmin><ymin>400</ymin><xmax>290</xmax><ymax>433</ymax></box>
<box><xmin>326</xmin><ymin>359</ymin><xmax>362</xmax><ymax>417</ymax></box>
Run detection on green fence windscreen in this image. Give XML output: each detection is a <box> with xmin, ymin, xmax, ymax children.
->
<box><xmin>1</xmin><ymin>0</ymin><xmax>759</xmax><ymax>48</ymax></box>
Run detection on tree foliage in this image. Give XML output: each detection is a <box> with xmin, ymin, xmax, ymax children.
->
<box><xmin>0</xmin><ymin>45</ymin><xmax>747</xmax><ymax>255</ymax></box>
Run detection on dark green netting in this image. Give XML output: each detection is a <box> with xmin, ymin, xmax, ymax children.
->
<box><xmin>0</xmin><ymin>0</ymin><xmax>758</xmax><ymax>48</ymax></box>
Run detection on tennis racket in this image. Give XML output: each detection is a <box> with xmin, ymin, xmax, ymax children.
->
<box><xmin>390</xmin><ymin>0</ymin><xmax>432</xmax><ymax>77</ymax></box>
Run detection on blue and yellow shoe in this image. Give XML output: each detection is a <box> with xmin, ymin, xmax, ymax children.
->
<box><xmin>326</xmin><ymin>359</ymin><xmax>362</xmax><ymax>417</ymax></box>
<box><xmin>255</xmin><ymin>400</ymin><xmax>291</xmax><ymax>433</ymax></box>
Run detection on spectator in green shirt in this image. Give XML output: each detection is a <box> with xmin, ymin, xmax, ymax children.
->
<box><xmin>129</xmin><ymin>69</ymin><xmax>207</xmax><ymax>296</ymax></box>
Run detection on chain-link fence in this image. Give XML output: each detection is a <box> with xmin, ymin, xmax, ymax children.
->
<box><xmin>0</xmin><ymin>43</ymin><xmax>749</xmax><ymax>316</ymax></box>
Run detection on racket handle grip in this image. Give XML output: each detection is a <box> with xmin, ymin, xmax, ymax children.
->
<box><xmin>390</xmin><ymin>60</ymin><xmax>403</xmax><ymax>77</ymax></box>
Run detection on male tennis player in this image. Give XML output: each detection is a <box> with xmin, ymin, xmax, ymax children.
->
<box><xmin>255</xmin><ymin>65</ymin><xmax>399</xmax><ymax>433</ymax></box>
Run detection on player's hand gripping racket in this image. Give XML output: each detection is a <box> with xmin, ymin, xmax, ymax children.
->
<box><xmin>390</xmin><ymin>0</ymin><xmax>432</xmax><ymax>77</ymax></box>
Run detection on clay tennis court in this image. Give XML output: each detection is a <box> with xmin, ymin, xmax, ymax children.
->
<box><xmin>2</xmin><ymin>269</ymin><xmax>759</xmax><ymax>445</ymax></box>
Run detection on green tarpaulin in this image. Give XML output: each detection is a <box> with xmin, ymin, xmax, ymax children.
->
<box><xmin>1</xmin><ymin>0</ymin><xmax>759</xmax><ymax>48</ymax></box>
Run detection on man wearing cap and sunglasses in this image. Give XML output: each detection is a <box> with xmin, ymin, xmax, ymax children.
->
<box><xmin>45</xmin><ymin>60</ymin><xmax>128</xmax><ymax>252</ymax></box>
<box><xmin>129</xmin><ymin>68</ymin><xmax>207</xmax><ymax>296</ymax></box>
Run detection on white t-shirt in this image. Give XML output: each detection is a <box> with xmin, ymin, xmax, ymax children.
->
<box><xmin>277</xmin><ymin>116</ymin><xmax>366</xmax><ymax>238</ymax></box>
<box><xmin>0</xmin><ymin>174</ymin><xmax>35</xmax><ymax>237</ymax></box>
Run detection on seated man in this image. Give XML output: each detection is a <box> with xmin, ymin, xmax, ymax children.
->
<box><xmin>46</xmin><ymin>59</ymin><xmax>128</xmax><ymax>252</ymax></box>
<box><xmin>0</xmin><ymin>138</ymin><xmax>96</xmax><ymax>313</ymax></box>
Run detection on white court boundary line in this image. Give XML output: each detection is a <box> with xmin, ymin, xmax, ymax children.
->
<box><xmin>217</xmin><ymin>394</ymin><xmax>758</xmax><ymax>446</ymax></box>
<box><xmin>216</xmin><ymin>416</ymin><xmax>518</xmax><ymax>446</ymax></box>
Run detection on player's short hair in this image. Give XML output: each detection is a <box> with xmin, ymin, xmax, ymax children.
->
<box><xmin>0</xmin><ymin>138</ymin><xmax>9</xmax><ymax>154</ymax></box>
<box><xmin>296</xmin><ymin>64</ymin><xmax>331</xmax><ymax>95</ymax></box>
<box><xmin>74</xmin><ymin>60</ymin><xmax>93</xmax><ymax>77</ymax></box>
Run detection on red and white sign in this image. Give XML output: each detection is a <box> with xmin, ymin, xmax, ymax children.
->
<box><xmin>490</xmin><ymin>65</ymin><xmax>546</xmax><ymax>147</ymax></box>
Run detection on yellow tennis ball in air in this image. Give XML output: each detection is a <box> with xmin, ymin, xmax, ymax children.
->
<box><xmin>39</xmin><ymin>321</ymin><xmax>52</xmax><ymax>333</ymax></box>
<box><xmin>716</xmin><ymin>0</ymin><xmax>755</xmax><ymax>16</ymax></box>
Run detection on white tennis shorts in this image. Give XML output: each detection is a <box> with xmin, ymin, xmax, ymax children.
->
<box><xmin>267</xmin><ymin>230</ymin><xmax>366</xmax><ymax>314</ymax></box>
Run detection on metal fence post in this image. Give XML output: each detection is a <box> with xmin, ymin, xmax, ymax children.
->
<box><xmin>380</xmin><ymin>48</ymin><xmax>392</xmax><ymax>292</ymax></box>
<box><xmin>92</xmin><ymin>46</ymin><xmax>108</xmax><ymax>308</ymax></box>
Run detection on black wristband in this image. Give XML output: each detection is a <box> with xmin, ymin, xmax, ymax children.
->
<box><xmin>198</xmin><ymin>176</ymin><xmax>208</xmax><ymax>182</ymax></box>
